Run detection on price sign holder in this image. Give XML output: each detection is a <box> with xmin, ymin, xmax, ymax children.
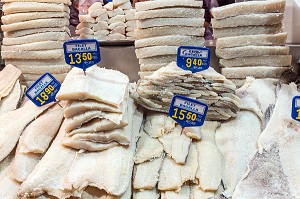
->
<box><xmin>291</xmin><ymin>96</ymin><xmax>300</xmax><ymax>121</ymax></box>
<box><xmin>63</xmin><ymin>39</ymin><xmax>101</xmax><ymax>71</ymax></box>
<box><xmin>26</xmin><ymin>73</ymin><xmax>61</xmax><ymax>107</ymax></box>
<box><xmin>177</xmin><ymin>46</ymin><xmax>210</xmax><ymax>73</ymax></box>
<box><xmin>168</xmin><ymin>95</ymin><xmax>208</xmax><ymax>128</ymax></box>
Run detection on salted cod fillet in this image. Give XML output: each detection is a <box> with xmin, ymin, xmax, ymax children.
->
<box><xmin>15</xmin><ymin>65</ymin><xmax>71</xmax><ymax>75</ymax></box>
<box><xmin>232</xmin><ymin>145</ymin><xmax>294</xmax><ymax>199</ymax></box>
<box><xmin>5</xmin><ymin>58</ymin><xmax>66</xmax><ymax>66</ymax></box>
<box><xmin>0</xmin><ymin>101</ymin><xmax>53</xmax><ymax>163</ymax></box>
<box><xmin>134</xmin><ymin>26</ymin><xmax>205</xmax><ymax>39</ymax></box>
<box><xmin>216</xmin><ymin>33</ymin><xmax>287</xmax><ymax>49</ymax></box>
<box><xmin>4</xmin><ymin>26</ymin><xmax>71</xmax><ymax>38</ymax></box>
<box><xmin>133</xmin><ymin>155</ymin><xmax>164</xmax><ymax>190</ymax></box>
<box><xmin>158</xmin><ymin>125</ymin><xmax>191</xmax><ymax>164</ymax></box>
<box><xmin>2</xmin><ymin>0</ymin><xmax>71</xmax><ymax>4</ymax></box>
<box><xmin>62</xmin><ymin>138</ymin><xmax>119</xmax><ymax>152</ymax></box>
<box><xmin>63</xmin><ymin>106</ymin><xmax>142</xmax><ymax>197</ymax></box>
<box><xmin>18</xmin><ymin>120</ymin><xmax>76</xmax><ymax>199</ymax></box>
<box><xmin>196</xmin><ymin>122</ymin><xmax>222</xmax><ymax>191</ymax></box>
<box><xmin>18</xmin><ymin>104</ymin><xmax>64</xmax><ymax>154</ymax></box>
<box><xmin>135</xmin><ymin>0</ymin><xmax>202</xmax><ymax>11</ymax></box>
<box><xmin>215</xmin><ymin>82</ymin><xmax>263</xmax><ymax>198</ymax></box>
<box><xmin>213</xmin><ymin>23</ymin><xmax>283</xmax><ymax>39</ymax></box>
<box><xmin>135</xmin><ymin>35</ymin><xmax>204</xmax><ymax>48</ymax></box>
<box><xmin>65</xmin><ymin>102</ymin><xmax>132</xmax><ymax>146</ymax></box>
<box><xmin>136</xmin><ymin>18</ymin><xmax>204</xmax><ymax>29</ymax></box>
<box><xmin>56</xmin><ymin>67</ymin><xmax>129</xmax><ymax>107</ymax></box>
<box><xmin>136</xmin><ymin>8</ymin><xmax>204</xmax><ymax>20</ymax></box>
<box><xmin>2</xmin><ymin>18</ymin><xmax>69</xmax><ymax>32</ymax></box>
<box><xmin>0</xmin><ymin>64</ymin><xmax>21</xmax><ymax>100</ymax></box>
<box><xmin>133</xmin><ymin>189</ymin><xmax>160</xmax><ymax>199</ymax></box>
<box><xmin>211</xmin><ymin>0</ymin><xmax>285</xmax><ymax>19</ymax></box>
<box><xmin>2</xmin><ymin>41</ymin><xmax>64</xmax><ymax>51</ymax></box>
<box><xmin>3</xmin><ymin>32</ymin><xmax>70</xmax><ymax>46</ymax></box>
<box><xmin>222</xmin><ymin>67</ymin><xmax>289</xmax><ymax>79</ymax></box>
<box><xmin>190</xmin><ymin>186</ymin><xmax>215</xmax><ymax>199</ymax></box>
<box><xmin>0</xmin><ymin>80</ymin><xmax>21</xmax><ymax>114</ymax></box>
<box><xmin>219</xmin><ymin>55</ymin><xmax>291</xmax><ymax>68</ymax></box>
<box><xmin>158</xmin><ymin>144</ymin><xmax>198</xmax><ymax>191</ymax></box>
<box><xmin>161</xmin><ymin>185</ymin><xmax>190</xmax><ymax>199</ymax></box>
<box><xmin>135</xmin><ymin>130</ymin><xmax>164</xmax><ymax>164</ymax></box>
<box><xmin>2</xmin><ymin>49</ymin><xmax>64</xmax><ymax>59</ymax></box>
<box><xmin>2</xmin><ymin>2</ymin><xmax>70</xmax><ymax>15</ymax></box>
<box><xmin>212</xmin><ymin>13</ymin><xmax>283</xmax><ymax>28</ymax></box>
<box><xmin>0</xmin><ymin>164</ymin><xmax>21</xmax><ymax>199</ymax></box>
<box><xmin>216</xmin><ymin>46</ymin><xmax>289</xmax><ymax>59</ymax></box>
<box><xmin>136</xmin><ymin>46</ymin><xmax>178</xmax><ymax>59</ymax></box>
<box><xmin>21</xmin><ymin>73</ymin><xmax>67</xmax><ymax>83</ymax></box>
<box><xmin>139</xmin><ymin>55</ymin><xmax>177</xmax><ymax>65</ymax></box>
<box><xmin>256</xmin><ymin>83</ymin><xmax>300</xmax><ymax>197</ymax></box>
<box><xmin>64</xmin><ymin>100</ymin><xmax>123</xmax><ymax>118</ymax></box>
<box><xmin>12</xmin><ymin>148</ymin><xmax>41</xmax><ymax>182</ymax></box>
<box><xmin>65</xmin><ymin>110</ymin><xmax>126</xmax><ymax>132</ymax></box>
<box><xmin>2</xmin><ymin>11</ymin><xmax>70</xmax><ymax>25</ymax></box>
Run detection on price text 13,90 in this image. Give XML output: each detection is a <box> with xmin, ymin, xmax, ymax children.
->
<box><xmin>171</xmin><ymin>108</ymin><xmax>197</xmax><ymax>121</ymax></box>
<box><xmin>186</xmin><ymin>58</ymin><xmax>203</xmax><ymax>68</ymax></box>
<box><xmin>69</xmin><ymin>53</ymin><xmax>93</xmax><ymax>65</ymax></box>
<box><xmin>36</xmin><ymin>85</ymin><xmax>55</xmax><ymax>105</ymax></box>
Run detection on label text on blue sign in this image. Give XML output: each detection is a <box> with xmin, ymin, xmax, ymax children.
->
<box><xmin>168</xmin><ymin>95</ymin><xmax>208</xmax><ymax>128</ymax></box>
<box><xmin>177</xmin><ymin>46</ymin><xmax>210</xmax><ymax>73</ymax></box>
<box><xmin>26</xmin><ymin>73</ymin><xmax>61</xmax><ymax>107</ymax></box>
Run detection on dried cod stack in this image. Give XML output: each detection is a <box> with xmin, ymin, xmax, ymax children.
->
<box><xmin>77</xmin><ymin>0</ymin><xmax>135</xmax><ymax>40</ymax></box>
<box><xmin>55</xmin><ymin>66</ymin><xmax>142</xmax><ymax>152</ymax></box>
<box><xmin>133</xmin><ymin>112</ymin><xmax>223</xmax><ymax>198</ymax></box>
<box><xmin>134</xmin><ymin>0</ymin><xmax>206</xmax><ymax>79</ymax></box>
<box><xmin>0</xmin><ymin>0</ymin><xmax>72</xmax><ymax>86</ymax></box>
<box><xmin>0</xmin><ymin>64</ymin><xmax>24</xmax><ymax>115</ymax></box>
<box><xmin>211</xmin><ymin>0</ymin><xmax>292</xmax><ymax>86</ymax></box>
<box><xmin>134</xmin><ymin>62</ymin><xmax>242</xmax><ymax>121</ymax></box>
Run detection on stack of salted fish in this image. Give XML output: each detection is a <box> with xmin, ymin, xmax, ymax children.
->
<box><xmin>134</xmin><ymin>0</ymin><xmax>205</xmax><ymax>79</ymax></box>
<box><xmin>134</xmin><ymin>62</ymin><xmax>242</xmax><ymax>121</ymax></box>
<box><xmin>133</xmin><ymin>112</ymin><xmax>224</xmax><ymax>198</ymax></box>
<box><xmin>211</xmin><ymin>0</ymin><xmax>292</xmax><ymax>86</ymax></box>
<box><xmin>0</xmin><ymin>0</ymin><xmax>72</xmax><ymax>86</ymax></box>
<box><xmin>0</xmin><ymin>64</ymin><xmax>23</xmax><ymax>115</ymax></box>
<box><xmin>56</xmin><ymin>66</ymin><xmax>143</xmax><ymax>152</ymax></box>
<box><xmin>77</xmin><ymin>0</ymin><xmax>135</xmax><ymax>41</ymax></box>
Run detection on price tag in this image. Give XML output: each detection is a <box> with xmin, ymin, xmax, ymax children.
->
<box><xmin>291</xmin><ymin>96</ymin><xmax>300</xmax><ymax>121</ymax></box>
<box><xmin>63</xmin><ymin>39</ymin><xmax>101</xmax><ymax>70</ymax></box>
<box><xmin>168</xmin><ymin>95</ymin><xmax>208</xmax><ymax>128</ymax></box>
<box><xmin>26</xmin><ymin>73</ymin><xmax>61</xmax><ymax>107</ymax></box>
<box><xmin>177</xmin><ymin>46</ymin><xmax>210</xmax><ymax>73</ymax></box>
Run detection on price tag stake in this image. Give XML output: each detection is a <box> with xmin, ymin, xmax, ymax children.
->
<box><xmin>291</xmin><ymin>96</ymin><xmax>300</xmax><ymax>122</ymax></box>
<box><xmin>26</xmin><ymin>73</ymin><xmax>61</xmax><ymax>107</ymax></box>
<box><xmin>63</xmin><ymin>39</ymin><xmax>101</xmax><ymax>73</ymax></box>
<box><xmin>177</xmin><ymin>46</ymin><xmax>210</xmax><ymax>73</ymax></box>
<box><xmin>168</xmin><ymin>95</ymin><xmax>208</xmax><ymax>128</ymax></box>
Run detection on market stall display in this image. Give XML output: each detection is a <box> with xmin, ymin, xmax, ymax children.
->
<box><xmin>211</xmin><ymin>0</ymin><xmax>292</xmax><ymax>86</ymax></box>
<box><xmin>77</xmin><ymin>1</ymin><xmax>136</xmax><ymax>40</ymax></box>
<box><xmin>0</xmin><ymin>0</ymin><xmax>71</xmax><ymax>86</ymax></box>
<box><xmin>134</xmin><ymin>0</ymin><xmax>206</xmax><ymax>79</ymax></box>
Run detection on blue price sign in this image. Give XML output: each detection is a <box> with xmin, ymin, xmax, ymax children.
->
<box><xmin>291</xmin><ymin>96</ymin><xmax>300</xmax><ymax>121</ymax></box>
<box><xmin>26</xmin><ymin>73</ymin><xmax>61</xmax><ymax>107</ymax></box>
<box><xmin>63</xmin><ymin>39</ymin><xmax>100</xmax><ymax>70</ymax></box>
<box><xmin>168</xmin><ymin>95</ymin><xmax>208</xmax><ymax>128</ymax></box>
<box><xmin>177</xmin><ymin>46</ymin><xmax>210</xmax><ymax>73</ymax></box>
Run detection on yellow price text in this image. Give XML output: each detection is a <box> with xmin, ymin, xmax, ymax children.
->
<box><xmin>36</xmin><ymin>85</ymin><xmax>55</xmax><ymax>105</ymax></box>
<box><xmin>69</xmin><ymin>52</ymin><xmax>93</xmax><ymax>65</ymax></box>
<box><xmin>186</xmin><ymin>58</ymin><xmax>203</xmax><ymax>68</ymax></box>
<box><xmin>296</xmin><ymin>109</ymin><xmax>300</xmax><ymax>120</ymax></box>
<box><xmin>171</xmin><ymin>108</ymin><xmax>197</xmax><ymax>121</ymax></box>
